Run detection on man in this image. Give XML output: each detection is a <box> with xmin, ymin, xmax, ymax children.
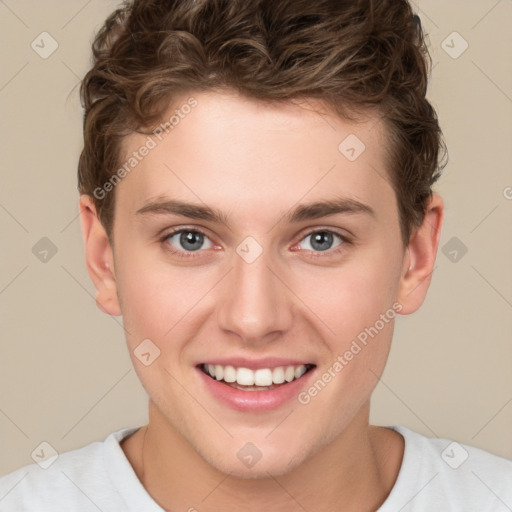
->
<box><xmin>1</xmin><ymin>0</ymin><xmax>511</xmax><ymax>510</ymax></box>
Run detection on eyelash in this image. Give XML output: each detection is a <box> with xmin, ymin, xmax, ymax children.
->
<box><xmin>160</xmin><ymin>228</ymin><xmax>350</xmax><ymax>260</ymax></box>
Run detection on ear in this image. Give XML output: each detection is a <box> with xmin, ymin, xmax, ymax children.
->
<box><xmin>79</xmin><ymin>195</ymin><xmax>121</xmax><ymax>316</ymax></box>
<box><xmin>397</xmin><ymin>193</ymin><xmax>444</xmax><ymax>315</ymax></box>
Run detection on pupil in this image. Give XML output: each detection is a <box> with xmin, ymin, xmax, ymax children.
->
<box><xmin>311</xmin><ymin>232</ymin><xmax>332</xmax><ymax>251</ymax></box>
<box><xmin>180</xmin><ymin>231</ymin><xmax>203</xmax><ymax>251</ymax></box>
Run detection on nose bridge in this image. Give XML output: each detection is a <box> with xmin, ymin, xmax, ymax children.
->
<box><xmin>216</xmin><ymin>242</ymin><xmax>292</xmax><ymax>342</ymax></box>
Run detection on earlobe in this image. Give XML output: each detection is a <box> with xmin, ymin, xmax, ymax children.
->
<box><xmin>79</xmin><ymin>195</ymin><xmax>122</xmax><ymax>316</ymax></box>
<box><xmin>397</xmin><ymin>193</ymin><xmax>444</xmax><ymax>315</ymax></box>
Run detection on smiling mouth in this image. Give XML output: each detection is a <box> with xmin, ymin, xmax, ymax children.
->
<box><xmin>199</xmin><ymin>363</ymin><xmax>316</xmax><ymax>391</ymax></box>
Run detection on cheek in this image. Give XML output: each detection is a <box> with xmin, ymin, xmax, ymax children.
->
<box><xmin>294</xmin><ymin>250</ymin><xmax>401</xmax><ymax>340</ymax></box>
<box><xmin>290</xmin><ymin>244</ymin><xmax>402</xmax><ymax>402</ymax></box>
<box><xmin>293</xmin><ymin>262</ymin><xmax>398</xmax><ymax>431</ymax></box>
<box><xmin>113</xmin><ymin>251</ymin><xmax>173</xmax><ymax>338</ymax></box>
<box><xmin>114</xmin><ymin>248</ymin><xmax>220</xmax><ymax>351</ymax></box>
<box><xmin>116</xmin><ymin>266</ymin><xmax>167</xmax><ymax>342</ymax></box>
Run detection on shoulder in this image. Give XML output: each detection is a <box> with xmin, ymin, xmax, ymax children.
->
<box><xmin>379</xmin><ymin>425</ymin><xmax>512</xmax><ymax>512</ymax></box>
<box><xmin>0</xmin><ymin>427</ymin><xmax>141</xmax><ymax>511</ymax></box>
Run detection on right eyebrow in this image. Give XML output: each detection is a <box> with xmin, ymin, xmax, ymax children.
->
<box><xmin>136</xmin><ymin>198</ymin><xmax>229</xmax><ymax>225</ymax></box>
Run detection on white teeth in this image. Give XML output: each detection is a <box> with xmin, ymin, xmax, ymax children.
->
<box><xmin>284</xmin><ymin>366</ymin><xmax>295</xmax><ymax>382</ymax></box>
<box><xmin>272</xmin><ymin>366</ymin><xmax>285</xmax><ymax>384</ymax></box>
<box><xmin>236</xmin><ymin>367</ymin><xmax>255</xmax><ymax>386</ymax></box>
<box><xmin>203</xmin><ymin>363</ymin><xmax>311</xmax><ymax>386</ymax></box>
<box><xmin>294</xmin><ymin>365</ymin><xmax>307</xmax><ymax>379</ymax></box>
<box><xmin>223</xmin><ymin>365</ymin><xmax>237</xmax><ymax>383</ymax></box>
<box><xmin>214</xmin><ymin>364</ymin><xmax>224</xmax><ymax>381</ymax></box>
<box><xmin>254</xmin><ymin>369</ymin><xmax>273</xmax><ymax>386</ymax></box>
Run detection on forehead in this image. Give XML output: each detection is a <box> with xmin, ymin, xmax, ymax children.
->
<box><xmin>116</xmin><ymin>91</ymin><xmax>395</xmax><ymax>222</ymax></box>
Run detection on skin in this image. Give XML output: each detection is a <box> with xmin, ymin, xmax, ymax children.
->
<box><xmin>80</xmin><ymin>90</ymin><xmax>443</xmax><ymax>511</ymax></box>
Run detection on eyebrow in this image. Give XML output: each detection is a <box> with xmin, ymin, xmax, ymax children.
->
<box><xmin>136</xmin><ymin>198</ymin><xmax>230</xmax><ymax>225</ymax></box>
<box><xmin>136</xmin><ymin>196</ymin><xmax>375</xmax><ymax>225</ymax></box>
<box><xmin>284</xmin><ymin>197</ymin><xmax>375</xmax><ymax>223</ymax></box>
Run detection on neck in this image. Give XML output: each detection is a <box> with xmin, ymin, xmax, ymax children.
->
<box><xmin>122</xmin><ymin>401</ymin><xmax>403</xmax><ymax>512</ymax></box>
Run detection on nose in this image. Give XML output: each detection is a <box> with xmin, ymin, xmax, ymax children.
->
<box><xmin>216</xmin><ymin>245</ymin><xmax>294</xmax><ymax>345</ymax></box>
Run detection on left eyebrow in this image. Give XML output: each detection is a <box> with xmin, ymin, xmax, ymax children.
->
<box><xmin>284</xmin><ymin>197</ymin><xmax>376</xmax><ymax>223</ymax></box>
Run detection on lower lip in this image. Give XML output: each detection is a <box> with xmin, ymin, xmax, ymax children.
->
<box><xmin>197</xmin><ymin>367</ymin><xmax>315</xmax><ymax>412</ymax></box>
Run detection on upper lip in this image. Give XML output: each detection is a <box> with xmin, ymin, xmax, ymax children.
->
<box><xmin>198</xmin><ymin>357</ymin><xmax>316</xmax><ymax>370</ymax></box>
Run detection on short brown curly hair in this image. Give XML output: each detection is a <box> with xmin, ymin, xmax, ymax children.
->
<box><xmin>78</xmin><ymin>0</ymin><xmax>446</xmax><ymax>245</ymax></box>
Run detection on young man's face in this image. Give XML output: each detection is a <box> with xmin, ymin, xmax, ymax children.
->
<box><xmin>83</xmin><ymin>91</ymin><xmax>440</xmax><ymax>477</ymax></box>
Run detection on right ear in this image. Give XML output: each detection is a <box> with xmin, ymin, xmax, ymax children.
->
<box><xmin>79</xmin><ymin>195</ymin><xmax>121</xmax><ymax>316</ymax></box>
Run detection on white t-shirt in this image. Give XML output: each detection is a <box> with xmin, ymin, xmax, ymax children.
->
<box><xmin>1</xmin><ymin>425</ymin><xmax>511</xmax><ymax>511</ymax></box>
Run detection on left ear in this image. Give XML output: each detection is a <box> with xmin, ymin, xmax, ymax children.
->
<box><xmin>397</xmin><ymin>193</ymin><xmax>444</xmax><ymax>314</ymax></box>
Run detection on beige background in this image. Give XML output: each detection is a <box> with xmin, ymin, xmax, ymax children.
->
<box><xmin>1</xmin><ymin>0</ymin><xmax>511</xmax><ymax>477</ymax></box>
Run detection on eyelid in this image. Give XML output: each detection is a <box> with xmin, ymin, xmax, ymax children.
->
<box><xmin>166</xmin><ymin>227</ymin><xmax>213</xmax><ymax>246</ymax></box>
<box><xmin>160</xmin><ymin>226</ymin><xmax>218</xmax><ymax>259</ymax></box>
<box><xmin>288</xmin><ymin>229</ymin><xmax>353</xmax><ymax>263</ymax></box>
<box><xmin>160</xmin><ymin>224</ymin><xmax>214</xmax><ymax>240</ymax></box>
<box><xmin>304</xmin><ymin>230</ymin><xmax>343</xmax><ymax>243</ymax></box>
<box><xmin>294</xmin><ymin>226</ymin><xmax>351</xmax><ymax>244</ymax></box>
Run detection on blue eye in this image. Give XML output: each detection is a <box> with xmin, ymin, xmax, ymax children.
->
<box><xmin>299</xmin><ymin>231</ymin><xmax>343</xmax><ymax>252</ymax></box>
<box><xmin>164</xmin><ymin>229</ymin><xmax>213</xmax><ymax>252</ymax></box>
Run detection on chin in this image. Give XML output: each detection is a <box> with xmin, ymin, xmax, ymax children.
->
<box><xmin>213</xmin><ymin>454</ymin><xmax>304</xmax><ymax>480</ymax></box>
<box><xmin>196</xmin><ymin>438</ymin><xmax>312</xmax><ymax>480</ymax></box>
